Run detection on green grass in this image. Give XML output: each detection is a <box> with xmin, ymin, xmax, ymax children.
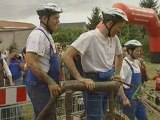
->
<box><xmin>145</xmin><ymin>61</ymin><xmax>160</xmax><ymax>77</ymax></box>
<box><xmin>144</xmin><ymin>60</ymin><xmax>160</xmax><ymax>120</ymax></box>
<box><xmin>23</xmin><ymin>103</ymin><xmax>34</xmax><ymax>120</ymax></box>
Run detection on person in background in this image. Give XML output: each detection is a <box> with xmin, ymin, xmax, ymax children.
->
<box><xmin>55</xmin><ymin>42</ymin><xmax>62</xmax><ymax>54</ymax></box>
<box><xmin>150</xmin><ymin>68</ymin><xmax>160</xmax><ymax>105</ymax></box>
<box><xmin>1</xmin><ymin>51</ymin><xmax>7</xmax><ymax>59</ymax></box>
<box><xmin>52</xmin><ymin>42</ymin><xmax>62</xmax><ymax>82</ymax></box>
<box><xmin>21</xmin><ymin>47</ymin><xmax>27</xmax><ymax>84</ymax></box>
<box><xmin>25</xmin><ymin>3</ymin><xmax>62</xmax><ymax>119</ymax></box>
<box><xmin>5</xmin><ymin>46</ymin><xmax>25</xmax><ymax>120</ymax></box>
<box><xmin>138</xmin><ymin>49</ymin><xmax>148</xmax><ymax>84</ymax></box>
<box><xmin>118</xmin><ymin>40</ymin><xmax>147</xmax><ymax>120</ymax></box>
<box><xmin>62</xmin><ymin>8</ymin><xmax>128</xmax><ymax>120</ymax></box>
<box><xmin>6</xmin><ymin>47</ymin><xmax>24</xmax><ymax>86</ymax></box>
<box><xmin>0</xmin><ymin>57</ymin><xmax>14</xmax><ymax>87</ymax></box>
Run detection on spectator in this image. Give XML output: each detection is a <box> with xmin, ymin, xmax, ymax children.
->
<box><xmin>150</xmin><ymin>68</ymin><xmax>160</xmax><ymax>105</ymax></box>
<box><xmin>6</xmin><ymin>46</ymin><xmax>24</xmax><ymax>120</ymax></box>
<box><xmin>6</xmin><ymin>47</ymin><xmax>24</xmax><ymax>86</ymax></box>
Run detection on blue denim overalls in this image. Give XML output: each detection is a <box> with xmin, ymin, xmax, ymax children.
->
<box><xmin>26</xmin><ymin>29</ymin><xmax>60</xmax><ymax>119</ymax></box>
<box><xmin>122</xmin><ymin>59</ymin><xmax>147</xmax><ymax>120</ymax></box>
<box><xmin>83</xmin><ymin>68</ymin><xmax>115</xmax><ymax>120</ymax></box>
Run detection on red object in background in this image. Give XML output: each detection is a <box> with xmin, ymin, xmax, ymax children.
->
<box><xmin>113</xmin><ymin>3</ymin><xmax>160</xmax><ymax>63</ymax></box>
<box><xmin>17</xmin><ymin>86</ymin><xmax>26</xmax><ymax>102</ymax></box>
<box><xmin>0</xmin><ymin>88</ymin><xmax>6</xmax><ymax>105</ymax></box>
<box><xmin>0</xmin><ymin>86</ymin><xmax>30</xmax><ymax>106</ymax></box>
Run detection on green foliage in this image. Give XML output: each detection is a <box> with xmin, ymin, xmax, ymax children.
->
<box><xmin>120</xmin><ymin>24</ymin><xmax>149</xmax><ymax>56</ymax></box>
<box><xmin>140</xmin><ymin>0</ymin><xmax>159</xmax><ymax>12</ymax></box>
<box><xmin>86</xmin><ymin>7</ymin><xmax>102</xmax><ymax>30</ymax></box>
<box><xmin>140</xmin><ymin>0</ymin><xmax>160</xmax><ymax>20</ymax></box>
<box><xmin>120</xmin><ymin>24</ymin><xmax>144</xmax><ymax>44</ymax></box>
<box><xmin>53</xmin><ymin>28</ymin><xmax>84</xmax><ymax>44</ymax></box>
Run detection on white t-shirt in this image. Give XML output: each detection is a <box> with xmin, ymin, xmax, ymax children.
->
<box><xmin>120</xmin><ymin>57</ymin><xmax>141</xmax><ymax>88</ymax></box>
<box><xmin>71</xmin><ymin>28</ymin><xmax>122</xmax><ymax>72</ymax></box>
<box><xmin>26</xmin><ymin>26</ymin><xmax>56</xmax><ymax>72</ymax></box>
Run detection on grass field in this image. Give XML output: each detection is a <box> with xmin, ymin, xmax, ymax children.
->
<box><xmin>144</xmin><ymin>60</ymin><xmax>160</xmax><ymax>120</ymax></box>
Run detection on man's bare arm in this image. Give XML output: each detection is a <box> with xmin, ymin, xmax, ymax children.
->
<box><xmin>61</xmin><ymin>47</ymin><xmax>82</xmax><ymax>81</ymax></box>
<box><xmin>115</xmin><ymin>54</ymin><xmax>123</xmax><ymax>75</ymax></box>
<box><xmin>25</xmin><ymin>52</ymin><xmax>55</xmax><ymax>85</ymax></box>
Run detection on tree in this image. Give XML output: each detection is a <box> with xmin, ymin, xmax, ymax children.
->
<box><xmin>120</xmin><ymin>24</ymin><xmax>149</xmax><ymax>57</ymax></box>
<box><xmin>139</xmin><ymin>0</ymin><xmax>160</xmax><ymax>38</ymax></box>
<box><xmin>120</xmin><ymin>24</ymin><xmax>145</xmax><ymax>44</ymax></box>
<box><xmin>86</xmin><ymin>7</ymin><xmax>102</xmax><ymax>30</ymax></box>
<box><xmin>140</xmin><ymin>0</ymin><xmax>159</xmax><ymax>12</ymax></box>
<box><xmin>53</xmin><ymin>28</ymin><xmax>84</xmax><ymax>44</ymax></box>
<box><xmin>140</xmin><ymin>0</ymin><xmax>160</xmax><ymax>20</ymax></box>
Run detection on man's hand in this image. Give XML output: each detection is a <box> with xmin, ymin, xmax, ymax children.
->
<box><xmin>9</xmin><ymin>81</ymin><xmax>14</xmax><ymax>86</ymax></box>
<box><xmin>78</xmin><ymin>78</ymin><xmax>95</xmax><ymax>91</ymax></box>
<box><xmin>48</xmin><ymin>82</ymin><xmax>61</xmax><ymax>97</ymax></box>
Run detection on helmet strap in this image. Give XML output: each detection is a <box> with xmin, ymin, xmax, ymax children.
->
<box><xmin>41</xmin><ymin>15</ymin><xmax>53</xmax><ymax>34</ymax></box>
<box><xmin>129</xmin><ymin>50</ymin><xmax>136</xmax><ymax>59</ymax></box>
<box><xmin>103</xmin><ymin>21</ymin><xmax>116</xmax><ymax>37</ymax></box>
<box><xmin>131</xmin><ymin>54</ymin><xmax>136</xmax><ymax>59</ymax></box>
<box><xmin>46</xmin><ymin>15</ymin><xmax>53</xmax><ymax>34</ymax></box>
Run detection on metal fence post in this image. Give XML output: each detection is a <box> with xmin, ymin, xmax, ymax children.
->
<box><xmin>65</xmin><ymin>90</ymin><xmax>73</xmax><ymax>120</ymax></box>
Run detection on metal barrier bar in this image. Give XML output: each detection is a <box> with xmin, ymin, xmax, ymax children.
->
<box><xmin>37</xmin><ymin>80</ymin><xmax>121</xmax><ymax>120</ymax></box>
<box><xmin>107</xmin><ymin>91</ymin><xmax>114</xmax><ymax>120</ymax></box>
<box><xmin>65</xmin><ymin>90</ymin><xmax>73</xmax><ymax>120</ymax></box>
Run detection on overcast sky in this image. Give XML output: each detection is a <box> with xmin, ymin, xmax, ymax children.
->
<box><xmin>0</xmin><ymin>0</ymin><xmax>152</xmax><ymax>25</ymax></box>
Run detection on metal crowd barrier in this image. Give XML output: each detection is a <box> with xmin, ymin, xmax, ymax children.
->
<box><xmin>0</xmin><ymin>81</ymin><xmax>129</xmax><ymax>120</ymax></box>
<box><xmin>37</xmin><ymin>80</ymin><xmax>129</xmax><ymax>120</ymax></box>
<box><xmin>0</xmin><ymin>85</ymin><xmax>84</xmax><ymax>120</ymax></box>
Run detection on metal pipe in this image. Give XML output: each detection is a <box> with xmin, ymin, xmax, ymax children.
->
<box><xmin>36</xmin><ymin>81</ymin><xmax>121</xmax><ymax>120</ymax></box>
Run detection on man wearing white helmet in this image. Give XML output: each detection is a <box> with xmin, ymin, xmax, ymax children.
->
<box><xmin>118</xmin><ymin>40</ymin><xmax>147</xmax><ymax>120</ymax></box>
<box><xmin>62</xmin><ymin>8</ymin><xmax>128</xmax><ymax>120</ymax></box>
<box><xmin>25</xmin><ymin>3</ymin><xmax>62</xmax><ymax>119</ymax></box>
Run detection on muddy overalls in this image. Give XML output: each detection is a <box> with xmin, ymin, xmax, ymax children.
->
<box><xmin>122</xmin><ymin>59</ymin><xmax>147</xmax><ymax>120</ymax></box>
<box><xmin>26</xmin><ymin>29</ymin><xmax>60</xmax><ymax>119</ymax></box>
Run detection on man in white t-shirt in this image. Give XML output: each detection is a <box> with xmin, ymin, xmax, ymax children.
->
<box><xmin>119</xmin><ymin>40</ymin><xmax>147</xmax><ymax>120</ymax></box>
<box><xmin>62</xmin><ymin>8</ymin><xmax>128</xmax><ymax>120</ymax></box>
<box><xmin>25</xmin><ymin>3</ymin><xmax>62</xmax><ymax>119</ymax></box>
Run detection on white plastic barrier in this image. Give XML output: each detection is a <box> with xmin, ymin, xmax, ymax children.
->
<box><xmin>0</xmin><ymin>85</ymin><xmax>30</xmax><ymax>106</ymax></box>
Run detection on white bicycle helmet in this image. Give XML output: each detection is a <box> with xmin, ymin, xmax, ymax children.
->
<box><xmin>36</xmin><ymin>3</ymin><xmax>63</xmax><ymax>16</ymax></box>
<box><xmin>124</xmin><ymin>40</ymin><xmax>142</xmax><ymax>47</ymax></box>
<box><xmin>124</xmin><ymin>40</ymin><xmax>142</xmax><ymax>59</ymax></box>
<box><xmin>124</xmin><ymin>40</ymin><xmax>142</xmax><ymax>51</ymax></box>
<box><xmin>102</xmin><ymin>8</ymin><xmax>128</xmax><ymax>22</ymax></box>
